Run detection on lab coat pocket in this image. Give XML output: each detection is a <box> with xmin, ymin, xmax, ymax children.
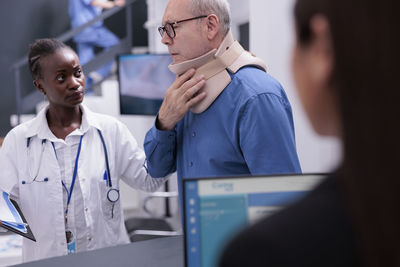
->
<box><xmin>19</xmin><ymin>177</ymin><xmax>54</xmax><ymax>235</ymax></box>
<box><xmin>99</xmin><ymin>179</ymin><xmax>121</xmax><ymax>222</ymax></box>
<box><xmin>99</xmin><ymin>179</ymin><xmax>122</xmax><ymax>245</ymax></box>
<box><xmin>19</xmin><ymin>178</ymin><xmax>51</xmax><ymax>206</ymax></box>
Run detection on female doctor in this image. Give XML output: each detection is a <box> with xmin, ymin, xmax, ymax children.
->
<box><xmin>0</xmin><ymin>38</ymin><xmax>168</xmax><ymax>262</ymax></box>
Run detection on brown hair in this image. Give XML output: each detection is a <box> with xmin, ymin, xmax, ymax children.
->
<box><xmin>294</xmin><ymin>0</ymin><xmax>400</xmax><ymax>266</ymax></box>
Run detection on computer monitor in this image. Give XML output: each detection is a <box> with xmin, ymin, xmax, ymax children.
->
<box><xmin>117</xmin><ymin>53</ymin><xmax>175</xmax><ymax>115</ymax></box>
<box><xmin>182</xmin><ymin>173</ymin><xmax>327</xmax><ymax>267</ymax></box>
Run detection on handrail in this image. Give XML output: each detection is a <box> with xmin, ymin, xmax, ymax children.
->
<box><xmin>12</xmin><ymin>0</ymin><xmax>136</xmax><ymax>123</ymax></box>
<box><xmin>11</xmin><ymin>3</ymin><xmax>129</xmax><ymax>71</ymax></box>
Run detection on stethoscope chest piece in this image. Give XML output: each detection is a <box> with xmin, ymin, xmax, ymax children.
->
<box><xmin>107</xmin><ymin>188</ymin><xmax>120</xmax><ymax>203</ymax></box>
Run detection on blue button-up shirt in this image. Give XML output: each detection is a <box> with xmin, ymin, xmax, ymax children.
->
<box><xmin>144</xmin><ymin>66</ymin><xmax>302</xmax><ymax>202</ymax></box>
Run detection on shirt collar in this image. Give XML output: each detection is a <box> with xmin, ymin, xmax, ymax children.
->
<box><xmin>24</xmin><ymin>103</ymin><xmax>102</xmax><ymax>140</ymax></box>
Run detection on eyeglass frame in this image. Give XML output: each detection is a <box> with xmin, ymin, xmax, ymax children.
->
<box><xmin>158</xmin><ymin>15</ymin><xmax>208</xmax><ymax>39</ymax></box>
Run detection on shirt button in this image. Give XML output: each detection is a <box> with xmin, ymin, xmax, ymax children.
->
<box><xmin>88</xmin><ymin>237</ymin><xmax>92</xmax><ymax>242</ymax></box>
<box><xmin>189</xmin><ymin>161</ymin><xmax>193</xmax><ymax>167</ymax></box>
<box><xmin>85</xmin><ymin>208</ymin><xmax>88</xmax><ymax>212</ymax></box>
<box><xmin>192</xmin><ymin>132</ymin><xmax>196</xmax><ymax>137</ymax></box>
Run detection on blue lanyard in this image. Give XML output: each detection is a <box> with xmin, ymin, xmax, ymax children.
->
<box><xmin>52</xmin><ymin>135</ymin><xmax>84</xmax><ymax>219</ymax></box>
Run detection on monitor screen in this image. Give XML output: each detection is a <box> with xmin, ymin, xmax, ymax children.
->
<box><xmin>183</xmin><ymin>173</ymin><xmax>327</xmax><ymax>267</ymax></box>
<box><xmin>118</xmin><ymin>53</ymin><xmax>175</xmax><ymax>115</ymax></box>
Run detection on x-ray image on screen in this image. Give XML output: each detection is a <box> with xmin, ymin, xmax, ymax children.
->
<box><xmin>118</xmin><ymin>53</ymin><xmax>175</xmax><ymax>115</ymax></box>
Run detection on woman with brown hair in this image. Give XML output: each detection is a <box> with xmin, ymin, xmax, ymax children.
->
<box><xmin>220</xmin><ymin>0</ymin><xmax>400</xmax><ymax>266</ymax></box>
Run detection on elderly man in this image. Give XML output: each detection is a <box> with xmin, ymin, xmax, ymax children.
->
<box><xmin>144</xmin><ymin>0</ymin><xmax>301</xmax><ymax>200</ymax></box>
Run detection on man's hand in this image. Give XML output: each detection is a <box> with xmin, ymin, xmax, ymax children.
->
<box><xmin>91</xmin><ymin>0</ymin><xmax>125</xmax><ymax>9</ymax></box>
<box><xmin>157</xmin><ymin>69</ymin><xmax>206</xmax><ymax>131</ymax></box>
<box><xmin>114</xmin><ymin>0</ymin><xmax>126</xmax><ymax>7</ymax></box>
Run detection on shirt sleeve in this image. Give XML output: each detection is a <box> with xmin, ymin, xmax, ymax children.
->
<box><xmin>0</xmin><ymin>131</ymin><xmax>20</xmax><ymax>199</ymax></box>
<box><xmin>143</xmin><ymin>117</ymin><xmax>177</xmax><ymax>178</ymax></box>
<box><xmin>114</xmin><ymin>121</ymin><xmax>168</xmax><ymax>192</ymax></box>
<box><xmin>239</xmin><ymin>93</ymin><xmax>302</xmax><ymax>175</ymax></box>
<box><xmin>82</xmin><ymin>0</ymin><xmax>94</xmax><ymax>6</ymax></box>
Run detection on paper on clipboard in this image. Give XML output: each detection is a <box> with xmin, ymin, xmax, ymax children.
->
<box><xmin>0</xmin><ymin>191</ymin><xmax>36</xmax><ymax>241</ymax></box>
<box><xmin>0</xmin><ymin>192</ymin><xmax>27</xmax><ymax>233</ymax></box>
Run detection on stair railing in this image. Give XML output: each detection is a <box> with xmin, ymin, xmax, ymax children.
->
<box><xmin>11</xmin><ymin>0</ymin><xmax>136</xmax><ymax>124</ymax></box>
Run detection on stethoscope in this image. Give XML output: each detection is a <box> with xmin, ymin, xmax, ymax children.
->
<box><xmin>23</xmin><ymin>130</ymin><xmax>120</xmax><ymax>206</ymax></box>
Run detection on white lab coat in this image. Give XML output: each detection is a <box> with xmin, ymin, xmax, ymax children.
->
<box><xmin>0</xmin><ymin>104</ymin><xmax>168</xmax><ymax>262</ymax></box>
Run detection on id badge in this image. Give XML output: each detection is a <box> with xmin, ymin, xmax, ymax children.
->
<box><xmin>66</xmin><ymin>230</ymin><xmax>76</xmax><ymax>254</ymax></box>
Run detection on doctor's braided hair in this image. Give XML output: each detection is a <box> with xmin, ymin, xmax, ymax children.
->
<box><xmin>28</xmin><ymin>38</ymin><xmax>70</xmax><ymax>80</ymax></box>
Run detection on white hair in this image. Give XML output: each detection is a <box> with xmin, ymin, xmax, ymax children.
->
<box><xmin>188</xmin><ymin>0</ymin><xmax>231</xmax><ymax>36</ymax></box>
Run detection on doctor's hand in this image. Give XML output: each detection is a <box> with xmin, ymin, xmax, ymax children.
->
<box><xmin>156</xmin><ymin>69</ymin><xmax>206</xmax><ymax>131</ymax></box>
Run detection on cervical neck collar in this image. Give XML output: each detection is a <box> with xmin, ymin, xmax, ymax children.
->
<box><xmin>169</xmin><ymin>31</ymin><xmax>267</xmax><ymax>113</ymax></box>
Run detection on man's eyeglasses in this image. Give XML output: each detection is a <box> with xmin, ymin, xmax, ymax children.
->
<box><xmin>158</xmin><ymin>15</ymin><xmax>208</xmax><ymax>39</ymax></box>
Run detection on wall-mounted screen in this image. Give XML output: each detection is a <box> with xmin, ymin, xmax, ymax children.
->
<box><xmin>118</xmin><ymin>53</ymin><xmax>175</xmax><ymax>115</ymax></box>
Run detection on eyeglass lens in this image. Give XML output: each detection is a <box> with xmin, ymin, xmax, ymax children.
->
<box><xmin>159</xmin><ymin>23</ymin><xmax>175</xmax><ymax>38</ymax></box>
<box><xmin>158</xmin><ymin>16</ymin><xmax>207</xmax><ymax>38</ymax></box>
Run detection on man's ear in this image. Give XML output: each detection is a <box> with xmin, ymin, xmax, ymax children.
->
<box><xmin>205</xmin><ymin>14</ymin><xmax>220</xmax><ymax>40</ymax></box>
<box><xmin>33</xmin><ymin>80</ymin><xmax>46</xmax><ymax>95</ymax></box>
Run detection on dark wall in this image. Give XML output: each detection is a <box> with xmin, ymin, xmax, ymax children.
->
<box><xmin>0</xmin><ymin>0</ymin><xmax>69</xmax><ymax>136</ymax></box>
<box><xmin>0</xmin><ymin>0</ymin><xmax>147</xmax><ymax>136</ymax></box>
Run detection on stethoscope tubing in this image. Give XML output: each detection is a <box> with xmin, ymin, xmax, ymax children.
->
<box><xmin>25</xmin><ymin>131</ymin><xmax>119</xmax><ymax>203</ymax></box>
<box><xmin>26</xmin><ymin>139</ymin><xmax>47</xmax><ymax>183</ymax></box>
<box><xmin>97</xmin><ymin>129</ymin><xmax>112</xmax><ymax>188</ymax></box>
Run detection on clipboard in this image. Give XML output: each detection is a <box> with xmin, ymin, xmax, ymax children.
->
<box><xmin>0</xmin><ymin>193</ymin><xmax>36</xmax><ymax>242</ymax></box>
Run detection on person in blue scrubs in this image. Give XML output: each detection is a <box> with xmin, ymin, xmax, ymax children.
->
<box><xmin>144</xmin><ymin>0</ymin><xmax>302</xmax><ymax>203</ymax></box>
<box><xmin>68</xmin><ymin>0</ymin><xmax>125</xmax><ymax>87</ymax></box>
